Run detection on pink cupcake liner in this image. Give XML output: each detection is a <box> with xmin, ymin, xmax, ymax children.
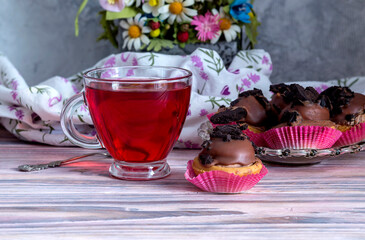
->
<box><xmin>184</xmin><ymin>160</ymin><xmax>268</xmax><ymax>193</ymax></box>
<box><xmin>334</xmin><ymin>122</ymin><xmax>365</xmax><ymax>147</ymax></box>
<box><xmin>263</xmin><ymin>126</ymin><xmax>342</xmax><ymax>149</ymax></box>
<box><xmin>242</xmin><ymin>129</ymin><xmax>267</xmax><ymax>147</ymax></box>
<box><xmin>207</xmin><ymin>113</ymin><xmax>266</xmax><ymax>147</ymax></box>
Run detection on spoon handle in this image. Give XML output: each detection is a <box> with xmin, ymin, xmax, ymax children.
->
<box><xmin>18</xmin><ymin>152</ymin><xmax>109</xmax><ymax>172</ymax></box>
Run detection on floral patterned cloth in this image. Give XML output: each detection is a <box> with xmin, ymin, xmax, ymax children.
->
<box><xmin>0</xmin><ymin>49</ymin><xmax>364</xmax><ymax>148</ymax></box>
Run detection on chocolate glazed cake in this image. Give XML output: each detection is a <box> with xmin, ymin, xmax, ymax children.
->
<box><xmin>269</xmin><ymin>83</ymin><xmax>334</xmax><ymax>128</ymax></box>
<box><xmin>210</xmin><ymin>89</ymin><xmax>270</xmax><ymax>132</ymax></box>
<box><xmin>319</xmin><ymin>86</ymin><xmax>365</xmax><ymax>126</ymax></box>
<box><xmin>193</xmin><ymin>125</ymin><xmax>263</xmax><ymax>177</ymax></box>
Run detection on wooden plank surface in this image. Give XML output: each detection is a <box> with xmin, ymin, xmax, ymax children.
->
<box><xmin>0</xmin><ymin>128</ymin><xmax>365</xmax><ymax>239</ymax></box>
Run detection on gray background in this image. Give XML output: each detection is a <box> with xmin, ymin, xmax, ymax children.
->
<box><xmin>1</xmin><ymin>0</ymin><xmax>364</xmax><ymax>85</ymax></box>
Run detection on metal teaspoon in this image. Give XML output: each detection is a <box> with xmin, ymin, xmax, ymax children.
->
<box><xmin>18</xmin><ymin>152</ymin><xmax>110</xmax><ymax>172</ymax></box>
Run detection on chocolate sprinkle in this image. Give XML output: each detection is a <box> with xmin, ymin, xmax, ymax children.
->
<box><xmin>199</xmin><ymin>153</ymin><xmax>214</xmax><ymax>165</ymax></box>
<box><xmin>281</xmin><ymin>110</ymin><xmax>300</xmax><ymax>125</ymax></box>
<box><xmin>210</xmin><ymin>125</ymin><xmax>247</xmax><ymax>141</ymax></box>
<box><xmin>210</xmin><ymin>107</ymin><xmax>247</xmax><ymax>124</ymax></box>
<box><xmin>319</xmin><ymin>86</ymin><xmax>355</xmax><ymax>117</ymax></box>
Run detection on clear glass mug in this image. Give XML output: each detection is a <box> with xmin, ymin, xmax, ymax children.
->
<box><xmin>60</xmin><ymin>66</ymin><xmax>192</xmax><ymax>180</ymax></box>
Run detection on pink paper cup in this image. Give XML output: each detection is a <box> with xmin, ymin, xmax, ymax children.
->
<box><xmin>184</xmin><ymin>160</ymin><xmax>268</xmax><ymax>193</ymax></box>
<box><xmin>207</xmin><ymin>113</ymin><xmax>266</xmax><ymax>147</ymax></box>
<box><xmin>334</xmin><ymin>122</ymin><xmax>365</xmax><ymax>147</ymax></box>
<box><xmin>263</xmin><ymin>126</ymin><xmax>342</xmax><ymax>149</ymax></box>
<box><xmin>242</xmin><ymin>129</ymin><xmax>267</xmax><ymax>147</ymax></box>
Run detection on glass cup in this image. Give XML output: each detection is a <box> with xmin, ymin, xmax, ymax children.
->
<box><xmin>60</xmin><ymin>66</ymin><xmax>192</xmax><ymax>180</ymax></box>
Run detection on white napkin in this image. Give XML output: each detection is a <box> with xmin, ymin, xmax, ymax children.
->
<box><xmin>0</xmin><ymin>49</ymin><xmax>364</xmax><ymax>148</ymax></box>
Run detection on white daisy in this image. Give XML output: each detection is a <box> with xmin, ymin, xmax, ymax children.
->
<box><xmin>120</xmin><ymin>13</ymin><xmax>151</xmax><ymax>51</ymax></box>
<box><xmin>124</xmin><ymin>0</ymin><xmax>135</xmax><ymax>6</ymax></box>
<box><xmin>135</xmin><ymin>0</ymin><xmax>142</xmax><ymax>7</ymax></box>
<box><xmin>142</xmin><ymin>0</ymin><xmax>165</xmax><ymax>17</ymax></box>
<box><xmin>211</xmin><ymin>7</ymin><xmax>241</xmax><ymax>44</ymax></box>
<box><xmin>159</xmin><ymin>0</ymin><xmax>197</xmax><ymax>25</ymax></box>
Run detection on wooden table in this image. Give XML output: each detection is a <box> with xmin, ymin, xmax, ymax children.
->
<box><xmin>1</xmin><ymin>128</ymin><xmax>365</xmax><ymax>239</ymax></box>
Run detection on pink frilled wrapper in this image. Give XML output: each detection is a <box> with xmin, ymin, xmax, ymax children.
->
<box><xmin>263</xmin><ymin>126</ymin><xmax>342</xmax><ymax>149</ymax></box>
<box><xmin>184</xmin><ymin>160</ymin><xmax>268</xmax><ymax>193</ymax></box>
<box><xmin>206</xmin><ymin>113</ymin><xmax>266</xmax><ymax>147</ymax></box>
<box><xmin>334</xmin><ymin>122</ymin><xmax>365</xmax><ymax>147</ymax></box>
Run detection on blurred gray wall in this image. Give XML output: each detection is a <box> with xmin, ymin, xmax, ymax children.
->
<box><xmin>1</xmin><ymin>0</ymin><xmax>365</xmax><ymax>85</ymax></box>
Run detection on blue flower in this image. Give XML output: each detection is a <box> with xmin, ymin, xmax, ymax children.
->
<box><xmin>230</xmin><ymin>0</ymin><xmax>253</xmax><ymax>23</ymax></box>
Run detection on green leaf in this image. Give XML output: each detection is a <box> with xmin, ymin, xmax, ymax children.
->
<box><xmin>106</xmin><ymin>7</ymin><xmax>138</xmax><ymax>20</ymax></box>
<box><xmin>59</xmin><ymin>137</ymin><xmax>70</xmax><ymax>144</ymax></box>
<box><xmin>146</xmin><ymin>39</ymin><xmax>174</xmax><ymax>52</ymax></box>
<box><xmin>223</xmin><ymin>5</ymin><xmax>230</xmax><ymax>14</ymax></box>
<box><xmin>348</xmin><ymin>78</ymin><xmax>359</xmax><ymax>88</ymax></box>
<box><xmin>77</xmin><ymin>115</ymin><xmax>85</xmax><ymax>123</ymax></box>
<box><xmin>74</xmin><ymin>0</ymin><xmax>89</xmax><ymax>37</ymax></box>
<box><xmin>178</xmin><ymin>42</ymin><xmax>186</xmax><ymax>48</ymax></box>
<box><xmin>97</xmin><ymin>11</ymin><xmax>119</xmax><ymax>48</ymax></box>
<box><xmin>244</xmin><ymin>15</ymin><xmax>261</xmax><ymax>48</ymax></box>
<box><xmin>15</xmin><ymin>129</ymin><xmax>27</xmax><ymax>134</ymax></box>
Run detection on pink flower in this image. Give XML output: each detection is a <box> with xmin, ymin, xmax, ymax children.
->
<box><xmin>15</xmin><ymin>109</ymin><xmax>24</xmax><ymax>120</ymax></box>
<box><xmin>11</xmin><ymin>91</ymin><xmax>17</xmax><ymax>100</ymax></box>
<box><xmin>200</xmin><ymin>71</ymin><xmax>209</xmax><ymax>81</ymax></box>
<box><xmin>242</xmin><ymin>78</ymin><xmax>251</xmax><ymax>88</ymax></box>
<box><xmin>248</xmin><ymin>73</ymin><xmax>260</xmax><ymax>83</ymax></box>
<box><xmin>200</xmin><ymin>109</ymin><xmax>208</xmax><ymax>116</ymax></box>
<box><xmin>126</xmin><ymin>69</ymin><xmax>134</xmax><ymax>77</ymax></box>
<box><xmin>262</xmin><ymin>56</ymin><xmax>269</xmax><ymax>65</ymax></box>
<box><xmin>191</xmin><ymin>55</ymin><xmax>203</xmax><ymax>69</ymax></box>
<box><xmin>191</xmin><ymin>12</ymin><xmax>220</xmax><ymax>42</ymax></box>
<box><xmin>99</xmin><ymin>0</ymin><xmax>125</xmax><ymax>12</ymax></box>
<box><xmin>184</xmin><ymin>140</ymin><xmax>200</xmax><ymax>149</ymax></box>
<box><xmin>80</xmin><ymin>104</ymin><xmax>88</xmax><ymax>112</ymax></box>
<box><xmin>104</xmin><ymin>56</ymin><xmax>116</xmax><ymax>67</ymax></box>
<box><xmin>11</xmin><ymin>80</ymin><xmax>18</xmax><ymax>90</ymax></box>
<box><xmin>8</xmin><ymin>105</ymin><xmax>17</xmax><ymax>111</ymax></box>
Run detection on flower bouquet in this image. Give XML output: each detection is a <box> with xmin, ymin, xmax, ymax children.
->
<box><xmin>75</xmin><ymin>0</ymin><xmax>260</xmax><ymax>54</ymax></box>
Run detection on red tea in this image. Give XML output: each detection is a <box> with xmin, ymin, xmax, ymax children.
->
<box><xmin>85</xmin><ymin>82</ymin><xmax>191</xmax><ymax>162</ymax></box>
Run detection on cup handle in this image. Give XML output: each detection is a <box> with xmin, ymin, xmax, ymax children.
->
<box><xmin>60</xmin><ymin>92</ymin><xmax>102</xmax><ymax>149</ymax></box>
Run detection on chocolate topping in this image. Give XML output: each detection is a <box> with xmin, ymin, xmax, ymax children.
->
<box><xmin>198</xmin><ymin>125</ymin><xmax>256</xmax><ymax>167</ymax></box>
<box><xmin>210</xmin><ymin>107</ymin><xmax>247</xmax><ymax>124</ymax></box>
<box><xmin>319</xmin><ymin>86</ymin><xmax>354</xmax><ymax>117</ymax></box>
<box><xmin>211</xmin><ymin>89</ymin><xmax>269</xmax><ymax>126</ymax></box>
<box><xmin>270</xmin><ymin>83</ymin><xmax>321</xmax><ymax>106</ymax></box>
<box><xmin>269</xmin><ymin>83</ymin><xmax>332</xmax><ymax>127</ymax></box>
<box><xmin>330</xmin><ymin>93</ymin><xmax>365</xmax><ymax>125</ymax></box>
<box><xmin>280</xmin><ymin>110</ymin><xmax>301</xmax><ymax>125</ymax></box>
